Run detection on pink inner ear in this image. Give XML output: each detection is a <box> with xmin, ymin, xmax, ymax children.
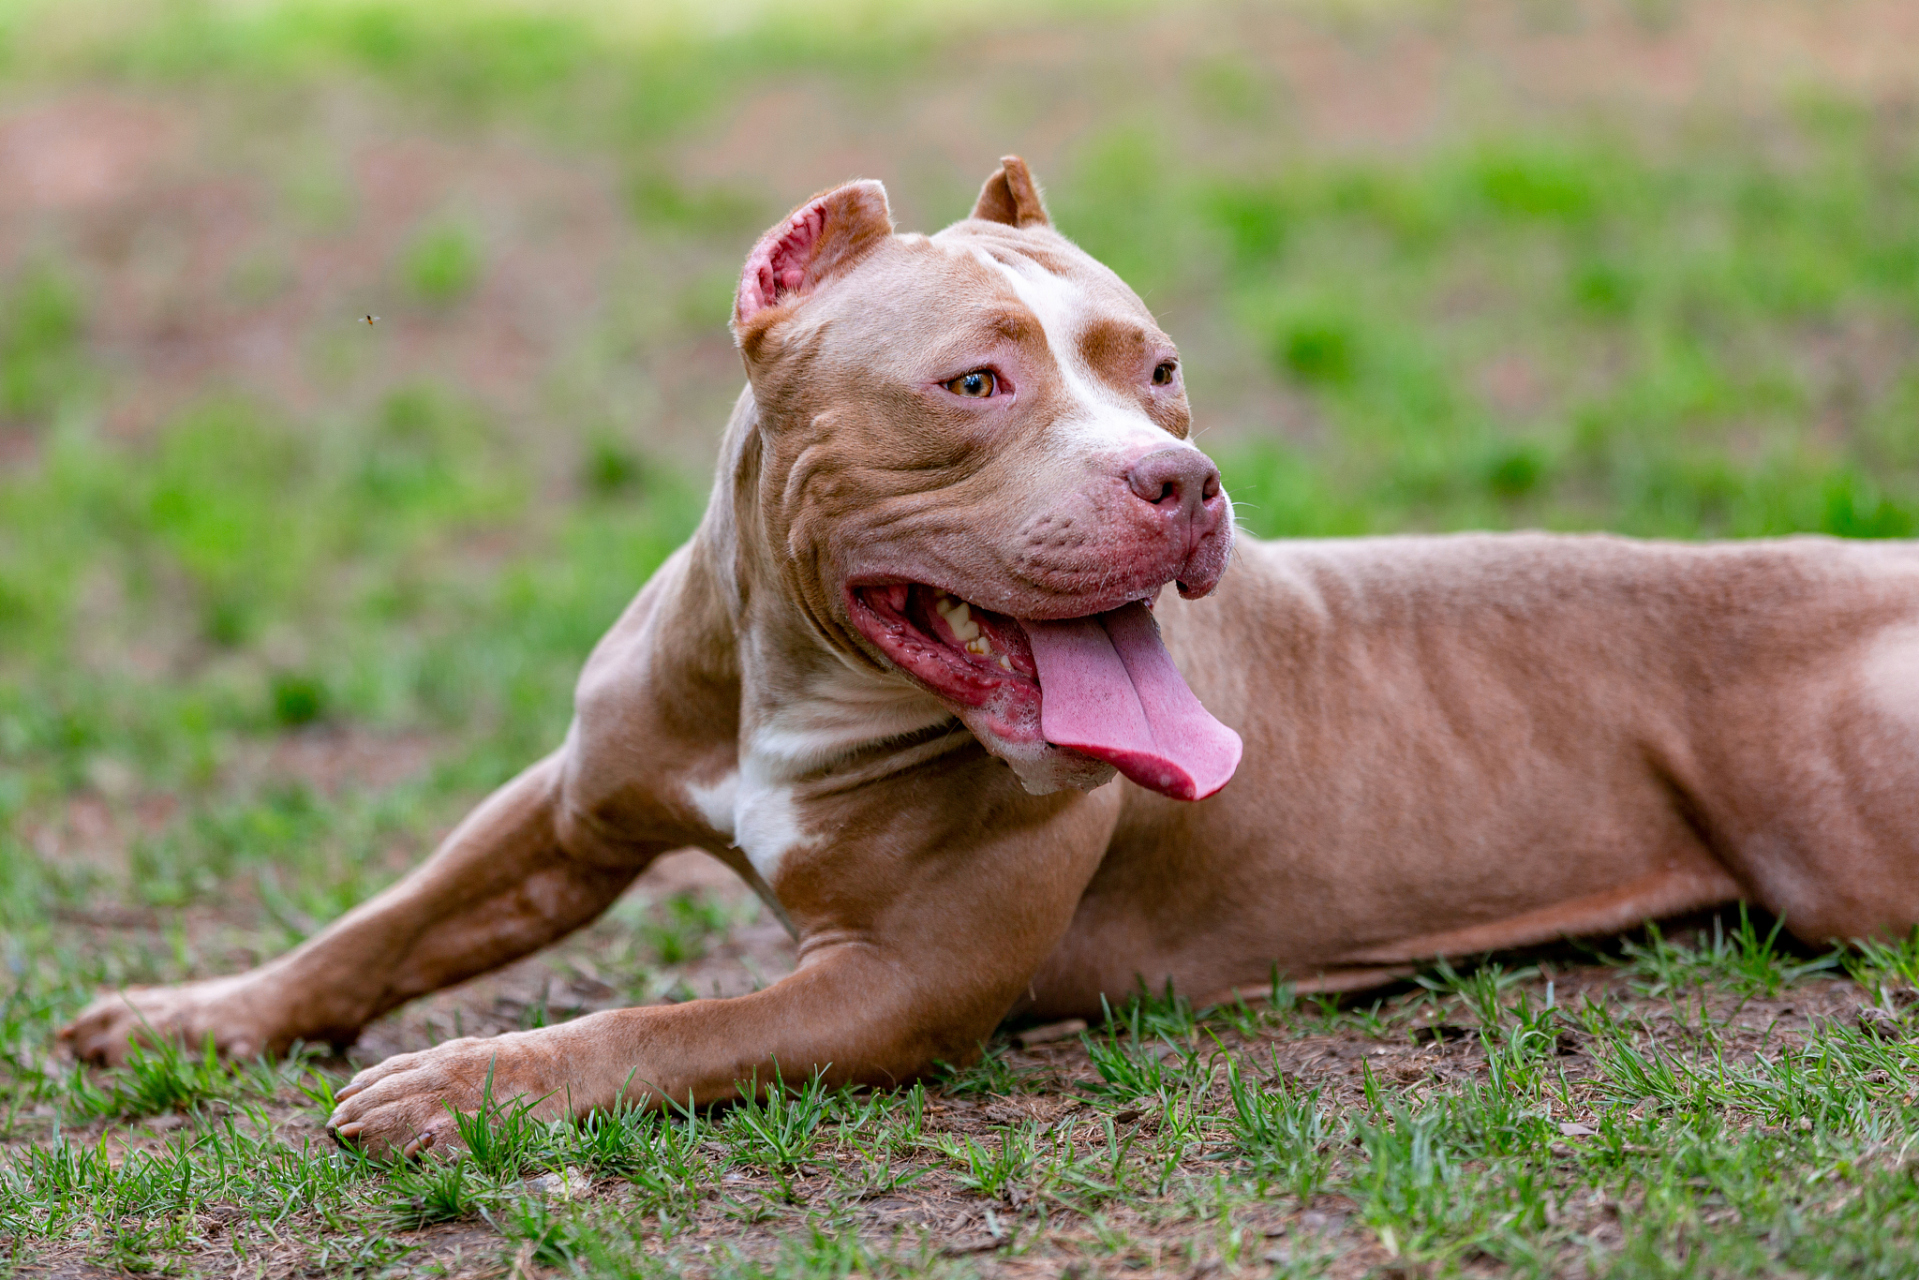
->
<box><xmin>740</xmin><ymin>204</ymin><xmax>828</xmax><ymax>323</ymax></box>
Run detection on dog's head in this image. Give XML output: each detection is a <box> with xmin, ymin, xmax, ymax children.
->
<box><xmin>729</xmin><ymin>158</ymin><xmax>1239</xmax><ymax>800</ymax></box>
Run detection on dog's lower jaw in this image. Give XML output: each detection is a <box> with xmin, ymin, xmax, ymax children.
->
<box><xmin>956</xmin><ymin>707</ymin><xmax>1117</xmax><ymax>795</ymax></box>
<box><xmin>1012</xmin><ymin>754</ymin><xmax>1119</xmax><ymax>797</ymax></box>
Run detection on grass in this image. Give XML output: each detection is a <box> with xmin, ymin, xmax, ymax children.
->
<box><xmin>6</xmin><ymin>944</ymin><xmax>1919</xmax><ymax>1274</ymax></box>
<box><xmin>1199</xmin><ymin>123</ymin><xmax>1919</xmax><ymax>542</ymax></box>
<box><xmin>2</xmin><ymin>0</ymin><xmax>1919</xmax><ymax>1273</ymax></box>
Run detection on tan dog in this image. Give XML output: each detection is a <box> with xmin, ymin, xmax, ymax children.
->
<box><xmin>62</xmin><ymin>158</ymin><xmax>1919</xmax><ymax>1157</ymax></box>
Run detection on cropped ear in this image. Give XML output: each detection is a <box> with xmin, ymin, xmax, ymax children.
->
<box><xmin>732</xmin><ymin>179</ymin><xmax>894</xmax><ymax>345</ymax></box>
<box><xmin>971</xmin><ymin>155</ymin><xmax>1049</xmax><ymax>228</ymax></box>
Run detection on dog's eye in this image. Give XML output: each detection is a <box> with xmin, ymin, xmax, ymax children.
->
<box><xmin>945</xmin><ymin>370</ymin><xmax>997</xmax><ymax>398</ymax></box>
<box><xmin>1152</xmin><ymin>361</ymin><xmax>1178</xmax><ymax>386</ymax></box>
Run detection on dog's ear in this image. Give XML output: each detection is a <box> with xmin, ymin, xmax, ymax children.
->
<box><xmin>971</xmin><ymin>155</ymin><xmax>1049</xmax><ymax>228</ymax></box>
<box><xmin>732</xmin><ymin>179</ymin><xmax>893</xmax><ymax>349</ymax></box>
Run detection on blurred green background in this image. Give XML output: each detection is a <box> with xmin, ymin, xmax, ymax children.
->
<box><xmin>1</xmin><ymin>0</ymin><xmax>1915</xmax><ymax>946</ymax></box>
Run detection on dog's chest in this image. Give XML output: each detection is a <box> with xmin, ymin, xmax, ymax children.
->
<box><xmin>683</xmin><ymin>658</ymin><xmax>950</xmax><ymax>886</ymax></box>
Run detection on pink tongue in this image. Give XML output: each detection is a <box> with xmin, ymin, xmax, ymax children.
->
<box><xmin>1023</xmin><ymin>602</ymin><xmax>1243</xmax><ymax>801</ymax></box>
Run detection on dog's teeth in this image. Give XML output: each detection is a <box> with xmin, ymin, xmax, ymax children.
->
<box><xmin>933</xmin><ymin>594</ymin><xmax>984</xmax><ymax>643</ymax></box>
<box><xmin>965</xmin><ymin>637</ymin><xmax>991</xmax><ymax>656</ymax></box>
<box><xmin>943</xmin><ymin>602</ymin><xmax>980</xmax><ymax>643</ymax></box>
<box><xmin>997</xmin><ymin>654</ymin><xmax>1013</xmax><ymax>671</ymax></box>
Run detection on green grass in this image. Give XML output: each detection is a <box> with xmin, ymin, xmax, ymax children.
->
<box><xmin>400</xmin><ymin>224</ymin><xmax>483</xmax><ymax>306</ymax></box>
<box><xmin>1176</xmin><ymin>119</ymin><xmax>1919</xmax><ymax>540</ymax></box>
<box><xmin>6</xmin><ymin>946</ymin><xmax>1919</xmax><ymax>1274</ymax></box>
<box><xmin>3</xmin><ymin>0</ymin><xmax>1919</xmax><ymax>1274</ymax></box>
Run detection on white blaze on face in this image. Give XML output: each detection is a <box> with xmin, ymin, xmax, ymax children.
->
<box><xmin>972</xmin><ymin>248</ymin><xmax>1200</xmax><ymax>464</ymax></box>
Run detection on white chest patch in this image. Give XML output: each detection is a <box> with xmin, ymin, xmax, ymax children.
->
<box><xmin>679</xmin><ymin>761</ymin><xmax>807</xmax><ymax>940</ymax></box>
<box><xmin>682</xmin><ymin>761</ymin><xmax>809</xmax><ymax>884</ymax></box>
<box><xmin>731</xmin><ymin>757</ymin><xmax>813</xmax><ymax>883</ymax></box>
<box><xmin>684</xmin><ymin>771</ymin><xmax>740</xmax><ymax>841</ymax></box>
<box><xmin>685</xmin><ymin>659</ymin><xmax>948</xmax><ymax>888</ymax></box>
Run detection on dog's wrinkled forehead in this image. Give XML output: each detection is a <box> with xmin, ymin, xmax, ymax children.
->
<box><xmin>796</xmin><ymin>227</ymin><xmax>1153</xmax><ymax>356</ymax></box>
<box><xmin>942</xmin><ymin>222</ymin><xmax>1140</xmax><ymax>309</ymax></box>
<box><xmin>731</xmin><ymin>165</ymin><xmax>1186</xmax><ymax>451</ymax></box>
<box><xmin>945</xmin><ymin>226</ymin><xmax>1172</xmax><ymax>399</ymax></box>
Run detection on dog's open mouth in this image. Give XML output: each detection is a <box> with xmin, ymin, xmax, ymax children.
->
<box><xmin>850</xmin><ymin>584</ymin><xmax>1242</xmax><ymax>801</ymax></box>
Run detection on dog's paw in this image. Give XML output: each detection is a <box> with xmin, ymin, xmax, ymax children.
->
<box><xmin>58</xmin><ymin>976</ymin><xmax>279</xmax><ymax>1066</ymax></box>
<box><xmin>326</xmin><ymin>1030</ymin><xmax>581</xmax><ymax>1160</ymax></box>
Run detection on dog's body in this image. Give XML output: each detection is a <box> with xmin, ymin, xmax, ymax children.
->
<box><xmin>63</xmin><ymin>160</ymin><xmax>1919</xmax><ymax>1157</ymax></box>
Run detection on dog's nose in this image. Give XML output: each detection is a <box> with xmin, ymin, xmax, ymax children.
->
<box><xmin>1125</xmin><ymin>448</ymin><xmax>1223</xmax><ymax>526</ymax></box>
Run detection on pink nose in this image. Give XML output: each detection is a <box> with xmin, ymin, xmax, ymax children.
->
<box><xmin>1125</xmin><ymin>447</ymin><xmax>1224</xmax><ymax>539</ymax></box>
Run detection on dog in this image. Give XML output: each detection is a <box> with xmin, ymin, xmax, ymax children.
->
<box><xmin>61</xmin><ymin>157</ymin><xmax>1919</xmax><ymax>1157</ymax></box>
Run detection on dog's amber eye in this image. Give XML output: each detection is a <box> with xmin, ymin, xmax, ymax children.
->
<box><xmin>945</xmin><ymin>370</ymin><xmax>997</xmax><ymax>398</ymax></box>
<box><xmin>1152</xmin><ymin>361</ymin><xmax>1178</xmax><ymax>386</ymax></box>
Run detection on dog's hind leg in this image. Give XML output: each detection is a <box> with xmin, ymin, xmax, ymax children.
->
<box><xmin>1700</xmin><ymin>623</ymin><xmax>1919</xmax><ymax>946</ymax></box>
<box><xmin>60</xmin><ymin>750</ymin><xmax>664</xmax><ymax>1065</ymax></box>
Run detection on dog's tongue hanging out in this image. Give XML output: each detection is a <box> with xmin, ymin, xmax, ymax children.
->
<box><xmin>1023</xmin><ymin>603</ymin><xmax>1242</xmax><ymax>800</ymax></box>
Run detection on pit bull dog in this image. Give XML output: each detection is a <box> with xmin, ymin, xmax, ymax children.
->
<box><xmin>62</xmin><ymin>158</ymin><xmax>1919</xmax><ymax>1157</ymax></box>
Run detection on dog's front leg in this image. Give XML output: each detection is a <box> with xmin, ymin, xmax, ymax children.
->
<box><xmin>325</xmin><ymin>776</ymin><xmax>1118</xmax><ymax>1158</ymax></box>
<box><xmin>61</xmin><ymin>750</ymin><xmax>664</xmax><ymax>1065</ymax></box>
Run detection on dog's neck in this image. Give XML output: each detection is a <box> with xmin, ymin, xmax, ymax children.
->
<box><xmin>690</xmin><ymin>387</ymin><xmax>955</xmax><ymax>791</ymax></box>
